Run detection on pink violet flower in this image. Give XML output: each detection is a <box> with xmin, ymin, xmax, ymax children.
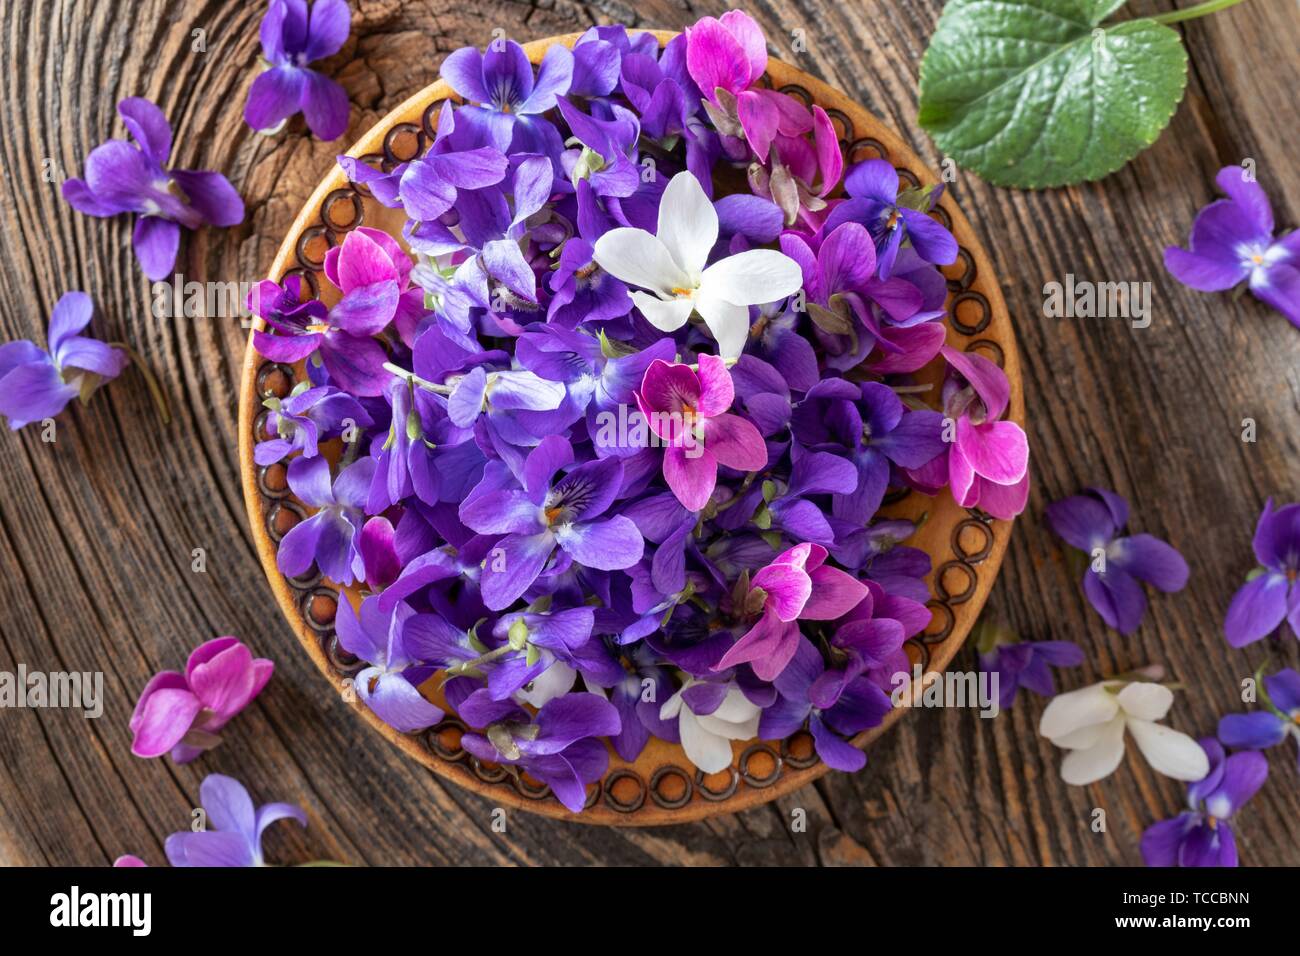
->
<box><xmin>321</xmin><ymin>227</ymin><xmax>424</xmax><ymax>344</ymax></box>
<box><xmin>635</xmin><ymin>354</ymin><xmax>768</xmax><ymax>512</ymax></box>
<box><xmin>909</xmin><ymin>345</ymin><xmax>1029</xmax><ymax>519</ymax></box>
<box><xmin>129</xmin><ymin>637</ymin><xmax>273</xmax><ymax>762</ymax></box>
<box><xmin>715</xmin><ymin>542</ymin><xmax>870</xmax><ymax>680</ymax></box>
<box><xmin>685</xmin><ymin>10</ymin><xmax>809</xmax><ymax>163</ymax></box>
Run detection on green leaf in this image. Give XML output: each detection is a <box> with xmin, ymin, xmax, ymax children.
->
<box><xmin>918</xmin><ymin>0</ymin><xmax>1189</xmax><ymax>188</ymax></box>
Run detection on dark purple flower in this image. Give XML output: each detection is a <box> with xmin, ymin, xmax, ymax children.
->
<box><xmin>1218</xmin><ymin>668</ymin><xmax>1300</xmax><ymax>766</ymax></box>
<box><xmin>63</xmin><ymin>99</ymin><xmax>244</xmax><ymax>280</ymax></box>
<box><xmin>245</xmin><ymin>0</ymin><xmax>351</xmax><ymax>140</ymax></box>
<box><xmin>791</xmin><ymin>378</ymin><xmax>946</xmax><ymax>524</ymax></box>
<box><xmin>366</xmin><ymin>378</ymin><xmax>443</xmax><ymax>512</ymax></box>
<box><xmin>1224</xmin><ymin>498</ymin><xmax>1300</xmax><ymax>646</ymax></box>
<box><xmin>459</xmin><ymin>436</ymin><xmax>644</xmax><ymax>610</ymax></box>
<box><xmin>459</xmin><ymin>690</ymin><xmax>621</xmax><ymax>812</ymax></box>
<box><xmin>0</xmin><ymin>292</ymin><xmax>129</xmax><ymax>430</ymax></box>
<box><xmin>357</xmin><ymin>515</ymin><xmax>401</xmax><ymax>590</ymax></box>
<box><xmin>1045</xmin><ymin>487</ymin><xmax>1188</xmax><ymax>635</ymax></box>
<box><xmin>439</xmin><ymin>37</ymin><xmax>573</xmax><ymax>161</ymax></box>
<box><xmin>759</xmin><ymin>638</ymin><xmax>891</xmax><ymax>771</ymax></box>
<box><xmin>249</xmin><ymin>274</ymin><xmax>390</xmax><ymax>397</ymax></box>
<box><xmin>255</xmin><ymin>383</ymin><xmax>371</xmax><ymax>465</ymax></box>
<box><xmin>481</xmin><ymin>606</ymin><xmax>617</xmax><ymax>705</ymax></box>
<box><xmin>824</xmin><ymin>159</ymin><xmax>957</xmax><ymax>280</ymax></box>
<box><xmin>591</xmin><ymin>644</ymin><xmax>680</xmax><ymax>761</ymax></box>
<box><xmin>165</xmin><ymin>774</ymin><xmax>308</xmax><ymax>867</ymax></box>
<box><xmin>1165</xmin><ymin>166</ymin><xmax>1299</xmax><ymax>329</ymax></box>
<box><xmin>1140</xmin><ymin>739</ymin><xmax>1268</xmax><ymax>867</ymax></box>
<box><xmin>975</xmin><ymin>621</ymin><xmax>1084</xmax><ymax>711</ymax></box>
<box><xmin>334</xmin><ymin>595</ymin><xmax>448</xmax><ymax>732</ymax></box>
<box><xmin>276</xmin><ymin>454</ymin><xmax>376</xmax><ymax>584</ymax></box>
<box><xmin>779</xmin><ymin>222</ymin><xmax>945</xmax><ymax>374</ymax></box>
<box><xmin>545</xmin><ymin>238</ymin><xmax>634</xmax><ymax>328</ymax></box>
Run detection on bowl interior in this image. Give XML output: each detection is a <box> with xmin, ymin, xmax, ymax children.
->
<box><xmin>238</xmin><ymin>32</ymin><xmax>1023</xmax><ymax>824</ymax></box>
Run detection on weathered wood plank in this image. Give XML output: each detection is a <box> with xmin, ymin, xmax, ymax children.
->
<box><xmin>0</xmin><ymin>0</ymin><xmax>1295</xmax><ymax>866</ymax></box>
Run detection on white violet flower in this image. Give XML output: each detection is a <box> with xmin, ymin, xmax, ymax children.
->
<box><xmin>592</xmin><ymin>171</ymin><xmax>804</xmax><ymax>359</ymax></box>
<box><xmin>660</xmin><ymin>678</ymin><xmax>761</xmax><ymax>774</ymax></box>
<box><xmin>1039</xmin><ymin>679</ymin><xmax>1209</xmax><ymax>786</ymax></box>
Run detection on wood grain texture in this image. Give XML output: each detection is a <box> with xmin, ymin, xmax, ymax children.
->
<box><xmin>0</xmin><ymin>0</ymin><xmax>1297</xmax><ymax>866</ymax></box>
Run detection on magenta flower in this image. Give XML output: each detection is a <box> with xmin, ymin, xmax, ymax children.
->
<box><xmin>685</xmin><ymin>10</ymin><xmax>809</xmax><ymax>162</ymax></box>
<box><xmin>635</xmin><ymin>355</ymin><xmax>768</xmax><ymax>512</ymax></box>
<box><xmin>321</xmin><ymin>227</ymin><xmax>425</xmax><ymax>344</ymax></box>
<box><xmin>245</xmin><ymin>0</ymin><xmax>351</xmax><ymax>140</ymax></box>
<box><xmin>0</xmin><ymin>292</ymin><xmax>129</xmax><ymax>431</ymax></box>
<box><xmin>909</xmin><ymin>345</ymin><xmax>1028</xmax><ymax>519</ymax></box>
<box><xmin>129</xmin><ymin>638</ymin><xmax>273</xmax><ymax>763</ymax></box>
<box><xmin>63</xmin><ymin>98</ymin><xmax>245</xmax><ymax>280</ymax></box>
<box><xmin>1165</xmin><ymin>166</ymin><xmax>1299</xmax><ymax>329</ymax></box>
<box><xmin>714</xmin><ymin>542</ymin><xmax>869</xmax><ymax>680</ymax></box>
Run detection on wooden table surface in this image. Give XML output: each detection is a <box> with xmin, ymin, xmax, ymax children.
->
<box><xmin>1</xmin><ymin>0</ymin><xmax>1297</xmax><ymax>867</ymax></box>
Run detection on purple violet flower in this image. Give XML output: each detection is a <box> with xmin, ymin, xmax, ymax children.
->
<box><xmin>63</xmin><ymin>99</ymin><xmax>244</xmax><ymax>280</ymax></box>
<box><xmin>824</xmin><ymin>159</ymin><xmax>957</xmax><ymax>280</ymax></box>
<box><xmin>129</xmin><ymin>637</ymin><xmax>273</xmax><ymax>763</ymax></box>
<box><xmin>1045</xmin><ymin>487</ymin><xmax>1189</xmax><ymax>635</ymax></box>
<box><xmin>276</xmin><ymin>454</ymin><xmax>376</xmax><ymax>585</ymax></box>
<box><xmin>245</xmin><ymin>0</ymin><xmax>351</xmax><ymax>140</ymax></box>
<box><xmin>1165</xmin><ymin>166</ymin><xmax>1299</xmax><ymax>329</ymax></box>
<box><xmin>459</xmin><ymin>690</ymin><xmax>621</xmax><ymax>812</ymax></box>
<box><xmin>1224</xmin><ymin>498</ymin><xmax>1300</xmax><ymax>646</ymax></box>
<box><xmin>1140</xmin><ymin>739</ymin><xmax>1268</xmax><ymax>867</ymax></box>
<box><xmin>458</xmin><ymin>436</ymin><xmax>644</xmax><ymax>610</ymax></box>
<box><xmin>0</xmin><ymin>292</ymin><xmax>129</xmax><ymax>430</ymax></box>
<box><xmin>1218</xmin><ymin>668</ymin><xmax>1300</xmax><ymax>766</ymax></box>
<box><xmin>439</xmin><ymin>37</ymin><xmax>574</xmax><ymax>160</ymax></box>
<box><xmin>591</xmin><ymin>644</ymin><xmax>680</xmax><ymax>761</ymax></box>
<box><xmin>974</xmin><ymin>620</ymin><xmax>1084</xmax><ymax>711</ymax></box>
<box><xmin>791</xmin><ymin>378</ymin><xmax>946</xmax><ymax>524</ymax></box>
<box><xmin>165</xmin><ymin>774</ymin><xmax>308</xmax><ymax>867</ymax></box>
<box><xmin>759</xmin><ymin>638</ymin><xmax>892</xmax><ymax>771</ymax></box>
<box><xmin>255</xmin><ymin>383</ymin><xmax>372</xmax><ymax>465</ymax></box>
<box><xmin>334</xmin><ymin>595</ymin><xmax>449</xmax><ymax>732</ymax></box>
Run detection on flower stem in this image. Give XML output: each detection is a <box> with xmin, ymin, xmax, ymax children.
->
<box><xmin>1150</xmin><ymin>0</ymin><xmax>1249</xmax><ymax>25</ymax></box>
<box><xmin>383</xmin><ymin>362</ymin><xmax>453</xmax><ymax>394</ymax></box>
<box><xmin>443</xmin><ymin>643</ymin><xmax>515</xmax><ymax>678</ymax></box>
<box><xmin>108</xmin><ymin>342</ymin><xmax>171</xmax><ymax>426</ymax></box>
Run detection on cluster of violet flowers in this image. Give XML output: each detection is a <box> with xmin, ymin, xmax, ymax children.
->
<box><xmin>2</xmin><ymin>0</ymin><xmax>352</xmax><ymax>432</ymax></box>
<box><xmin>978</xmin><ymin>488</ymin><xmax>1300</xmax><ymax>868</ymax></box>
<box><xmin>243</xmin><ymin>11</ymin><xmax>1034</xmax><ymax>807</ymax></box>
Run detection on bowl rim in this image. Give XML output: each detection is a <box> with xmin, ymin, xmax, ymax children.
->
<box><xmin>238</xmin><ymin>30</ymin><xmax>1022</xmax><ymax>825</ymax></box>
